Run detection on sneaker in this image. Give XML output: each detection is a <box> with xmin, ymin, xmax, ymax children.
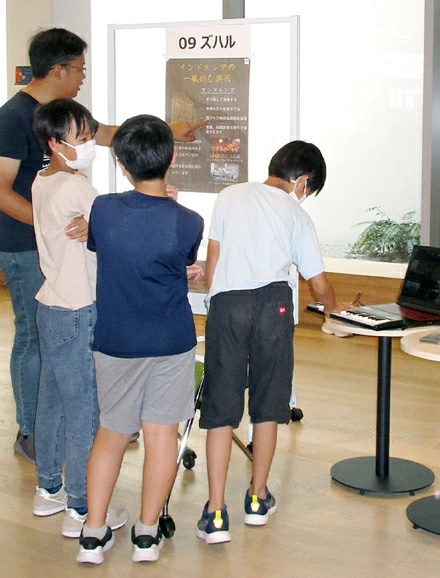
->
<box><xmin>131</xmin><ymin>525</ymin><xmax>164</xmax><ymax>562</ymax></box>
<box><xmin>76</xmin><ymin>526</ymin><xmax>114</xmax><ymax>565</ymax></box>
<box><xmin>33</xmin><ymin>486</ymin><xmax>67</xmax><ymax>516</ymax></box>
<box><xmin>321</xmin><ymin>319</ymin><xmax>353</xmax><ymax>338</ymax></box>
<box><xmin>14</xmin><ymin>431</ymin><xmax>36</xmax><ymax>464</ymax></box>
<box><xmin>196</xmin><ymin>502</ymin><xmax>231</xmax><ymax>544</ymax></box>
<box><xmin>62</xmin><ymin>505</ymin><xmax>129</xmax><ymax>538</ymax></box>
<box><xmin>244</xmin><ymin>488</ymin><xmax>277</xmax><ymax>526</ymax></box>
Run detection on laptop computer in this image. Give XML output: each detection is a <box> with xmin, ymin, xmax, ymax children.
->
<box><xmin>328</xmin><ymin>245</ymin><xmax>440</xmax><ymax>330</ymax></box>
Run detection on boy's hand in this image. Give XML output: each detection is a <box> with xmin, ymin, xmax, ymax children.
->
<box><xmin>186</xmin><ymin>264</ymin><xmax>204</xmax><ymax>282</ymax></box>
<box><xmin>65</xmin><ymin>216</ymin><xmax>88</xmax><ymax>243</ymax></box>
<box><xmin>166</xmin><ymin>185</ymin><xmax>178</xmax><ymax>201</ymax></box>
<box><xmin>170</xmin><ymin>120</ymin><xmax>206</xmax><ymax>142</ymax></box>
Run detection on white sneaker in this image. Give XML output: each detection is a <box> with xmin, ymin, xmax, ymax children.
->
<box><xmin>62</xmin><ymin>505</ymin><xmax>129</xmax><ymax>538</ymax></box>
<box><xmin>33</xmin><ymin>486</ymin><xmax>67</xmax><ymax>516</ymax></box>
<box><xmin>322</xmin><ymin>318</ymin><xmax>353</xmax><ymax>338</ymax></box>
<box><xmin>76</xmin><ymin>526</ymin><xmax>114</xmax><ymax>565</ymax></box>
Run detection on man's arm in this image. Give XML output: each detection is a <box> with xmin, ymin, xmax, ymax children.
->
<box><xmin>169</xmin><ymin>120</ymin><xmax>206</xmax><ymax>142</ymax></box>
<box><xmin>307</xmin><ymin>271</ymin><xmax>340</xmax><ymax>316</ymax></box>
<box><xmin>94</xmin><ymin>120</ymin><xmax>206</xmax><ymax>147</ymax></box>
<box><xmin>0</xmin><ymin>156</ymin><xmax>33</xmax><ymax>224</ymax></box>
<box><xmin>205</xmin><ymin>239</ymin><xmax>220</xmax><ymax>291</ymax></box>
<box><xmin>94</xmin><ymin>124</ymin><xmax>118</xmax><ymax>147</ymax></box>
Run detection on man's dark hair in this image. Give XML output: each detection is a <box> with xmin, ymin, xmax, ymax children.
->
<box><xmin>29</xmin><ymin>28</ymin><xmax>87</xmax><ymax>79</ymax></box>
<box><xmin>33</xmin><ymin>98</ymin><xmax>96</xmax><ymax>156</ymax></box>
<box><xmin>268</xmin><ymin>140</ymin><xmax>327</xmax><ymax>195</ymax></box>
<box><xmin>112</xmin><ymin>115</ymin><xmax>174</xmax><ymax>182</ymax></box>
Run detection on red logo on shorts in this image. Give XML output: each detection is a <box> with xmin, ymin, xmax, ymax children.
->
<box><xmin>279</xmin><ymin>306</ymin><xmax>286</xmax><ymax>316</ymax></box>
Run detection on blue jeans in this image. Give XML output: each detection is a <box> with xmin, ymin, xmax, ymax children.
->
<box><xmin>0</xmin><ymin>250</ymin><xmax>43</xmax><ymax>435</ymax></box>
<box><xmin>35</xmin><ymin>303</ymin><xmax>99</xmax><ymax>509</ymax></box>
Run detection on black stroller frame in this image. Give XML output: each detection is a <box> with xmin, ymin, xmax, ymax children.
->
<box><xmin>159</xmin><ymin>349</ymin><xmax>253</xmax><ymax>538</ymax></box>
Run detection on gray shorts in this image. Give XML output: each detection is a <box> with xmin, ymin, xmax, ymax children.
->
<box><xmin>94</xmin><ymin>348</ymin><xmax>196</xmax><ymax>434</ymax></box>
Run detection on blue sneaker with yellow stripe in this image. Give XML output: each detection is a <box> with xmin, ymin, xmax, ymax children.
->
<box><xmin>196</xmin><ymin>502</ymin><xmax>231</xmax><ymax>544</ymax></box>
<box><xmin>244</xmin><ymin>488</ymin><xmax>277</xmax><ymax>526</ymax></box>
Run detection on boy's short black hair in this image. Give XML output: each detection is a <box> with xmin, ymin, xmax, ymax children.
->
<box><xmin>33</xmin><ymin>98</ymin><xmax>96</xmax><ymax>156</ymax></box>
<box><xmin>268</xmin><ymin>140</ymin><xmax>327</xmax><ymax>195</ymax></box>
<box><xmin>29</xmin><ymin>28</ymin><xmax>87</xmax><ymax>79</ymax></box>
<box><xmin>112</xmin><ymin>115</ymin><xmax>174</xmax><ymax>182</ymax></box>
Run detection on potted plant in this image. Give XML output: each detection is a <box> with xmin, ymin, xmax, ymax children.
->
<box><xmin>348</xmin><ymin>206</ymin><xmax>420</xmax><ymax>262</ymax></box>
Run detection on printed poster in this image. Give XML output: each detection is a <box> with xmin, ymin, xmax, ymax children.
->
<box><xmin>166</xmin><ymin>26</ymin><xmax>251</xmax><ymax>193</ymax></box>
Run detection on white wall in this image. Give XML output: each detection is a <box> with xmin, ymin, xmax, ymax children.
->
<box><xmin>51</xmin><ymin>0</ymin><xmax>91</xmax><ymax>109</ymax></box>
<box><xmin>5</xmin><ymin>0</ymin><xmax>51</xmax><ymax>98</ymax></box>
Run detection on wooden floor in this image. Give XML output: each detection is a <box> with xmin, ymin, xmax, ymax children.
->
<box><xmin>1</xmin><ymin>285</ymin><xmax>440</xmax><ymax>577</ymax></box>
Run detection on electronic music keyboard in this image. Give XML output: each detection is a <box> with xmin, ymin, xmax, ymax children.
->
<box><xmin>307</xmin><ymin>302</ymin><xmax>404</xmax><ymax>331</ymax></box>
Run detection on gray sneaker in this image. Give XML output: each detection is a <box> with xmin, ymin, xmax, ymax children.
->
<box><xmin>14</xmin><ymin>431</ymin><xmax>36</xmax><ymax>464</ymax></box>
<box><xmin>33</xmin><ymin>486</ymin><xmax>67</xmax><ymax>516</ymax></box>
<box><xmin>62</xmin><ymin>505</ymin><xmax>129</xmax><ymax>538</ymax></box>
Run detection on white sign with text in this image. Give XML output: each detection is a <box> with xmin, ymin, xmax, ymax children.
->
<box><xmin>166</xmin><ymin>25</ymin><xmax>251</xmax><ymax>59</ymax></box>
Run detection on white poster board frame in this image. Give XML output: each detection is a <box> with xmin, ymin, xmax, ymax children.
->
<box><xmin>107</xmin><ymin>16</ymin><xmax>300</xmax><ymax>318</ymax></box>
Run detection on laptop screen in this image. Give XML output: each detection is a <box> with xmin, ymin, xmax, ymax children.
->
<box><xmin>397</xmin><ymin>245</ymin><xmax>440</xmax><ymax>315</ymax></box>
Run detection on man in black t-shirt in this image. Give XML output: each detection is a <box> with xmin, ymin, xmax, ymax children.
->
<box><xmin>0</xmin><ymin>28</ymin><xmax>204</xmax><ymax>464</ymax></box>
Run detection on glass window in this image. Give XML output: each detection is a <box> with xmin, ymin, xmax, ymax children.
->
<box><xmin>247</xmin><ymin>0</ymin><xmax>424</xmax><ymax>272</ymax></box>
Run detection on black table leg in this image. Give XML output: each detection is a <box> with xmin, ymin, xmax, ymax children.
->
<box><xmin>330</xmin><ymin>336</ymin><xmax>434</xmax><ymax>494</ymax></box>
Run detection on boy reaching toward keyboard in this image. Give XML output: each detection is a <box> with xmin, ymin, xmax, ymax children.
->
<box><xmin>197</xmin><ymin>140</ymin><xmax>343</xmax><ymax>544</ymax></box>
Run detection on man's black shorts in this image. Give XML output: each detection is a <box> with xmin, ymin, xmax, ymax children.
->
<box><xmin>199</xmin><ymin>282</ymin><xmax>294</xmax><ymax>429</ymax></box>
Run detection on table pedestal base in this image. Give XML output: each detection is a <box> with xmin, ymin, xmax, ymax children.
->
<box><xmin>330</xmin><ymin>457</ymin><xmax>434</xmax><ymax>495</ymax></box>
<box><xmin>407</xmin><ymin>496</ymin><xmax>440</xmax><ymax>534</ymax></box>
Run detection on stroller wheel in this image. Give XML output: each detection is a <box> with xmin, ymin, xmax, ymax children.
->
<box><xmin>291</xmin><ymin>407</ymin><xmax>304</xmax><ymax>422</ymax></box>
<box><xmin>182</xmin><ymin>448</ymin><xmax>197</xmax><ymax>470</ymax></box>
<box><xmin>159</xmin><ymin>514</ymin><xmax>176</xmax><ymax>539</ymax></box>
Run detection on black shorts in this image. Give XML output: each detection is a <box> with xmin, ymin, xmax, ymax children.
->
<box><xmin>199</xmin><ymin>282</ymin><xmax>294</xmax><ymax>429</ymax></box>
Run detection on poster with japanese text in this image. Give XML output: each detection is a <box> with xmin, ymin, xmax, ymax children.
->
<box><xmin>166</xmin><ymin>26</ymin><xmax>250</xmax><ymax>193</ymax></box>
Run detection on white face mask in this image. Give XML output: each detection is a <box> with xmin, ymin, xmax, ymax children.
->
<box><xmin>58</xmin><ymin>139</ymin><xmax>96</xmax><ymax>170</ymax></box>
<box><xmin>289</xmin><ymin>177</ymin><xmax>308</xmax><ymax>204</ymax></box>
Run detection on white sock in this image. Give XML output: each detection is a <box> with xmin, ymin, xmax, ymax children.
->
<box><xmin>135</xmin><ymin>519</ymin><xmax>158</xmax><ymax>537</ymax></box>
<box><xmin>82</xmin><ymin>523</ymin><xmax>107</xmax><ymax>540</ymax></box>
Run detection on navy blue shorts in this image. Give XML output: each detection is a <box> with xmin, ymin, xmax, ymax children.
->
<box><xmin>199</xmin><ymin>282</ymin><xmax>294</xmax><ymax>429</ymax></box>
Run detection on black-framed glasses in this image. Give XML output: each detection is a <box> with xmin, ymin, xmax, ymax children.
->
<box><xmin>60</xmin><ymin>63</ymin><xmax>87</xmax><ymax>75</ymax></box>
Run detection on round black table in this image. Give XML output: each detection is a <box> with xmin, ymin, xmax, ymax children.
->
<box><xmin>401</xmin><ymin>329</ymin><xmax>440</xmax><ymax>531</ymax></box>
<box><xmin>327</xmin><ymin>321</ymin><xmax>435</xmax><ymax>495</ymax></box>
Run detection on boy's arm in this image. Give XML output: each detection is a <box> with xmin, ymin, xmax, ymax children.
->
<box><xmin>307</xmin><ymin>272</ymin><xmax>341</xmax><ymax>316</ymax></box>
<box><xmin>205</xmin><ymin>239</ymin><xmax>220</xmax><ymax>291</ymax></box>
<box><xmin>186</xmin><ymin>263</ymin><xmax>204</xmax><ymax>282</ymax></box>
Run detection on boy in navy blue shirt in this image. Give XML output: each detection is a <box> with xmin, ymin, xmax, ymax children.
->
<box><xmin>77</xmin><ymin>114</ymin><xmax>203</xmax><ymax>565</ymax></box>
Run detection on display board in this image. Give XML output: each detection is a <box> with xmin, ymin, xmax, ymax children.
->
<box><xmin>108</xmin><ymin>17</ymin><xmax>299</xmax><ymax>193</ymax></box>
<box><xmin>108</xmin><ymin>17</ymin><xmax>299</xmax><ymax>316</ymax></box>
